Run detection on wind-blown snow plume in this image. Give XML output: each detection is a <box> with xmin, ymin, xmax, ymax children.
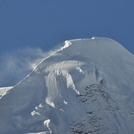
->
<box><xmin>0</xmin><ymin>47</ymin><xmax>52</xmax><ymax>87</ymax></box>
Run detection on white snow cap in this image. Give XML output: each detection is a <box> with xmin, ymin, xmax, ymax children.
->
<box><xmin>0</xmin><ymin>37</ymin><xmax>134</xmax><ymax>134</ymax></box>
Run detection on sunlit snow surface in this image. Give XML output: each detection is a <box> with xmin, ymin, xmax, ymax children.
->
<box><xmin>0</xmin><ymin>87</ymin><xmax>13</xmax><ymax>99</ymax></box>
<box><xmin>0</xmin><ymin>37</ymin><xmax>134</xmax><ymax>134</ymax></box>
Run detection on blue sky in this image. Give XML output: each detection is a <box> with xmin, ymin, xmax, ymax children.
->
<box><xmin>0</xmin><ymin>0</ymin><xmax>134</xmax><ymax>86</ymax></box>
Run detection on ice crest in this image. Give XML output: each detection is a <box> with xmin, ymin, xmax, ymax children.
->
<box><xmin>60</xmin><ymin>40</ymin><xmax>72</xmax><ymax>50</ymax></box>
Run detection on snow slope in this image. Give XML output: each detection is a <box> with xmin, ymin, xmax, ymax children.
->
<box><xmin>0</xmin><ymin>37</ymin><xmax>134</xmax><ymax>134</ymax></box>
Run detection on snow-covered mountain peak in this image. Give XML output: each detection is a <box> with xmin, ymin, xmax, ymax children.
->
<box><xmin>0</xmin><ymin>37</ymin><xmax>134</xmax><ymax>134</ymax></box>
<box><xmin>58</xmin><ymin>37</ymin><xmax>131</xmax><ymax>59</ymax></box>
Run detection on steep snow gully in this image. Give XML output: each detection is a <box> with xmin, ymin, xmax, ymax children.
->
<box><xmin>0</xmin><ymin>37</ymin><xmax>134</xmax><ymax>134</ymax></box>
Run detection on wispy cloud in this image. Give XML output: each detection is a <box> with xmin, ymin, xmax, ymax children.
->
<box><xmin>0</xmin><ymin>47</ymin><xmax>51</xmax><ymax>87</ymax></box>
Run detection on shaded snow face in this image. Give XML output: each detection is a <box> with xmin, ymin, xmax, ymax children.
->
<box><xmin>0</xmin><ymin>37</ymin><xmax>134</xmax><ymax>134</ymax></box>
